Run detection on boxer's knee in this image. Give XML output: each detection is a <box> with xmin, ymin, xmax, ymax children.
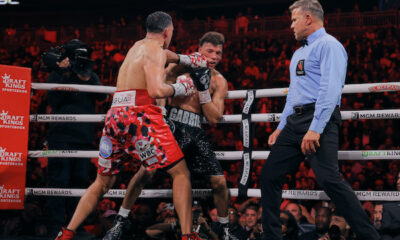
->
<box><xmin>210</xmin><ymin>176</ymin><xmax>228</xmax><ymax>195</ymax></box>
<box><xmin>95</xmin><ymin>174</ymin><xmax>115</xmax><ymax>195</ymax></box>
<box><xmin>168</xmin><ymin>159</ymin><xmax>191</xmax><ymax>180</ymax></box>
<box><xmin>136</xmin><ymin>167</ymin><xmax>155</xmax><ymax>186</ymax></box>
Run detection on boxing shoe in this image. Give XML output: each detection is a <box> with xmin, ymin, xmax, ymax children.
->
<box><xmin>103</xmin><ymin>214</ymin><xmax>132</xmax><ymax>240</ymax></box>
<box><xmin>182</xmin><ymin>232</ymin><xmax>202</xmax><ymax>240</ymax></box>
<box><xmin>55</xmin><ymin>227</ymin><xmax>75</xmax><ymax>240</ymax></box>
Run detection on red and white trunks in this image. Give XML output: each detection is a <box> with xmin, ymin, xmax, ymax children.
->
<box><xmin>97</xmin><ymin>89</ymin><xmax>184</xmax><ymax>176</ymax></box>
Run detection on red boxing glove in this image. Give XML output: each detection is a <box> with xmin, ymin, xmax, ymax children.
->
<box><xmin>178</xmin><ymin>52</ymin><xmax>207</xmax><ymax>68</ymax></box>
<box><xmin>170</xmin><ymin>75</ymin><xmax>195</xmax><ymax>97</ymax></box>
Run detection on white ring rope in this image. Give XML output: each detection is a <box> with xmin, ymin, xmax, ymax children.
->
<box><xmin>31</xmin><ymin>83</ymin><xmax>116</xmax><ymax>94</ymax></box>
<box><xmin>28</xmin><ymin>150</ymin><xmax>400</xmax><ymax>160</ymax></box>
<box><xmin>27</xmin><ymin>83</ymin><xmax>400</xmax><ymax>202</ymax></box>
<box><xmin>31</xmin><ymin>82</ymin><xmax>400</xmax><ymax>99</ymax></box>
<box><xmin>29</xmin><ymin>109</ymin><xmax>400</xmax><ymax>123</ymax></box>
<box><xmin>24</xmin><ymin>188</ymin><xmax>400</xmax><ymax>201</ymax></box>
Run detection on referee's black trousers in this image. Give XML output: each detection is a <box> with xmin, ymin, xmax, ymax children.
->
<box><xmin>260</xmin><ymin>106</ymin><xmax>380</xmax><ymax>240</ymax></box>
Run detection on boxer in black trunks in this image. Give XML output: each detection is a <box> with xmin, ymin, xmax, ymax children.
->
<box><xmin>166</xmin><ymin>32</ymin><xmax>230</xmax><ymax>239</ymax></box>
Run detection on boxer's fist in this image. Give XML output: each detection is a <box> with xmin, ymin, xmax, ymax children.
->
<box><xmin>178</xmin><ymin>52</ymin><xmax>207</xmax><ymax>68</ymax></box>
<box><xmin>170</xmin><ymin>76</ymin><xmax>195</xmax><ymax>97</ymax></box>
<box><xmin>190</xmin><ymin>68</ymin><xmax>211</xmax><ymax>91</ymax></box>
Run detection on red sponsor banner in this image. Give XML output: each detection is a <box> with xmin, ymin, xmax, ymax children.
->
<box><xmin>0</xmin><ymin>64</ymin><xmax>31</xmax><ymax>209</ymax></box>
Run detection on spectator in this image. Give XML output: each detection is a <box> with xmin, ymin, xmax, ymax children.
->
<box><xmin>214</xmin><ymin>15</ymin><xmax>229</xmax><ymax>36</ymax></box>
<box><xmin>235</xmin><ymin>12</ymin><xmax>249</xmax><ymax>35</ymax></box>
<box><xmin>373</xmin><ymin>202</ymin><xmax>383</xmax><ymax>229</ymax></box>
<box><xmin>131</xmin><ymin>204</ymin><xmax>155</xmax><ymax>239</ymax></box>
<box><xmin>284</xmin><ymin>202</ymin><xmax>315</xmax><ymax>236</ymax></box>
<box><xmin>226</xmin><ymin>207</ymin><xmax>246</xmax><ymax>239</ymax></box>
<box><xmin>280</xmin><ymin>211</ymin><xmax>299</xmax><ymax>240</ymax></box>
<box><xmin>240</xmin><ymin>204</ymin><xmax>262</xmax><ymax>240</ymax></box>
<box><xmin>208</xmin><ymin>208</ymin><xmax>218</xmax><ymax>223</ymax></box>
<box><xmin>0</xmin><ymin>199</ymin><xmax>47</xmax><ymax>238</ymax></box>
<box><xmin>300</xmin><ymin>207</ymin><xmax>331</xmax><ymax>240</ymax></box>
<box><xmin>380</xmin><ymin>171</ymin><xmax>400</xmax><ymax>240</ymax></box>
<box><xmin>4</xmin><ymin>24</ymin><xmax>16</xmax><ymax>44</ymax></box>
<box><xmin>319</xmin><ymin>212</ymin><xmax>349</xmax><ymax>240</ymax></box>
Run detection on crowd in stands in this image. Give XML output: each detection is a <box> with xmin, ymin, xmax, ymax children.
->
<box><xmin>1</xmin><ymin>6</ymin><xmax>400</xmax><ymax>239</ymax></box>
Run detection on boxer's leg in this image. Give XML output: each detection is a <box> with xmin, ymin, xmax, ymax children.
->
<box><xmin>67</xmin><ymin>173</ymin><xmax>116</xmax><ymax>231</ymax></box>
<box><xmin>167</xmin><ymin>159</ymin><xmax>192</xmax><ymax>235</ymax></box>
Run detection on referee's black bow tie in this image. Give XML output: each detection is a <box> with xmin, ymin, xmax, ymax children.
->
<box><xmin>301</xmin><ymin>39</ymin><xmax>308</xmax><ymax>47</ymax></box>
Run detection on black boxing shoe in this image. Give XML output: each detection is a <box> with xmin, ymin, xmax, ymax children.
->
<box><xmin>103</xmin><ymin>214</ymin><xmax>131</xmax><ymax>240</ymax></box>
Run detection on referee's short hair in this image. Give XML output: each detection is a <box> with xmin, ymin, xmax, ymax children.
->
<box><xmin>289</xmin><ymin>0</ymin><xmax>324</xmax><ymax>21</ymax></box>
<box><xmin>146</xmin><ymin>11</ymin><xmax>173</xmax><ymax>33</ymax></box>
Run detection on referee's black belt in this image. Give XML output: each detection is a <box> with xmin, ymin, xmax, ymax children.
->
<box><xmin>293</xmin><ymin>103</ymin><xmax>339</xmax><ymax>115</ymax></box>
<box><xmin>293</xmin><ymin>103</ymin><xmax>315</xmax><ymax>115</ymax></box>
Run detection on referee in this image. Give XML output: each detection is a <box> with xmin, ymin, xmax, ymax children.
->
<box><xmin>260</xmin><ymin>1</ymin><xmax>380</xmax><ymax>240</ymax></box>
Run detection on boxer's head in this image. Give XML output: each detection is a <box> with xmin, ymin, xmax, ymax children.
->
<box><xmin>198</xmin><ymin>32</ymin><xmax>225</xmax><ymax>69</ymax></box>
<box><xmin>146</xmin><ymin>11</ymin><xmax>174</xmax><ymax>49</ymax></box>
<box><xmin>289</xmin><ymin>0</ymin><xmax>324</xmax><ymax>41</ymax></box>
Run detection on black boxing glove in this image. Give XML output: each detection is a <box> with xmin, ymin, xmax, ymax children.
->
<box><xmin>190</xmin><ymin>68</ymin><xmax>212</xmax><ymax>104</ymax></box>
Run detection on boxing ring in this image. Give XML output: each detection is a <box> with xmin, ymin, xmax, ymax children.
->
<box><xmin>26</xmin><ymin>82</ymin><xmax>400</xmax><ymax>202</ymax></box>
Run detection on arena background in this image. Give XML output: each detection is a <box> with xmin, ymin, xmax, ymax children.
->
<box><xmin>0</xmin><ymin>0</ymin><xmax>399</xmax><ymax>239</ymax></box>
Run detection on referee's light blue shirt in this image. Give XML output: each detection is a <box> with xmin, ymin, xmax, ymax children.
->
<box><xmin>277</xmin><ymin>27</ymin><xmax>348</xmax><ymax>134</ymax></box>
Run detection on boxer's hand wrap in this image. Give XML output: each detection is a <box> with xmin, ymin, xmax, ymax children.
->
<box><xmin>178</xmin><ymin>52</ymin><xmax>207</xmax><ymax>68</ymax></box>
<box><xmin>170</xmin><ymin>76</ymin><xmax>195</xmax><ymax>97</ymax></box>
<box><xmin>190</xmin><ymin>68</ymin><xmax>212</xmax><ymax>104</ymax></box>
<box><xmin>198</xmin><ymin>90</ymin><xmax>212</xmax><ymax>104</ymax></box>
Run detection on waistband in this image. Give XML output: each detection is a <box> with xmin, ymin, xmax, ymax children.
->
<box><xmin>293</xmin><ymin>103</ymin><xmax>315</xmax><ymax>115</ymax></box>
<box><xmin>293</xmin><ymin>103</ymin><xmax>339</xmax><ymax>115</ymax></box>
<box><xmin>167</xmin><ymin>106</ymin><xmax>201</xmax><ymax>128</ymax></box>
<box><xmin>111</xmin><ymin>89</ymin><xmax>155</xmax><ymax>107</ymax></box>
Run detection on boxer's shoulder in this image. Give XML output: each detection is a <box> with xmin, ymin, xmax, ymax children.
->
<box><xmin>210</xmin><ymin>71</ymin><xmax>228</xmax><ymax>95</ymax></box>
<box><xmin>211</xmin><ymin>70</ymin><xmax>227</xmax><ymax>85</ymax></box>
<box><xmin>141</xmin><ymin>43</ymin><xmax>166</xmax><ymax>65</ymax></box>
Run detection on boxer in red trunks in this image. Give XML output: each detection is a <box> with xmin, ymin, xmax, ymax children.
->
<box><xmin>97</xmin><ymin>89</ymin><xmax>184</xmax><ymax>175</ymax></box>
<box><xmin>56</xmin><ymin>11</ymin><xmax>206</xmax><ymax>240</ymax></box>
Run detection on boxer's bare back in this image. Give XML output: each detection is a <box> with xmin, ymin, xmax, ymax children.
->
<box><xmin>116</xmin><ymin>39</ymin><xmax>172</xmax><ymax>96</ymax></box>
